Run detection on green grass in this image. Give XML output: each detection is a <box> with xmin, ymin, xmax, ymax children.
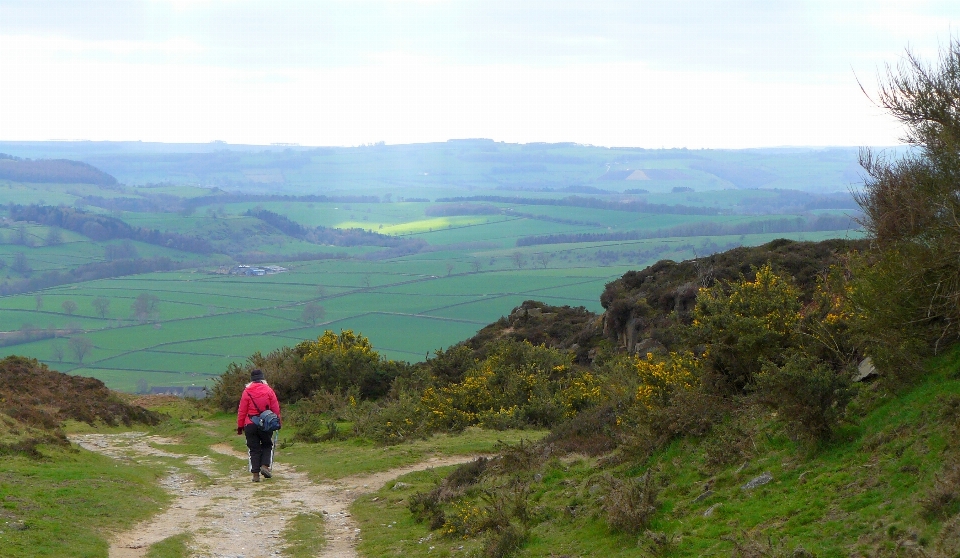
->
<box><xmin>0</xmin><ymin>445</ymin><xmax>170</xmax><ymax>558</ymax></box>
<box><xmin>145</xmin><ymin>533</ymin><xmax>193</xmax><ymax>558</ymax></box>
<box><xmin>282</xmin><ymin>513</ymin><xmax>326</xmax><ymax>557</ymax></box>
<box><xmin>278</xmin><ymin>427</ymin><xmax>546</xmax><ymax>481</ymax></box>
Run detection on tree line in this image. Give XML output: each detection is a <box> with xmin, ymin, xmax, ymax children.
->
<box><xmin>79</xmin><ymin>192</ymin><xmax>383</xmax><ymax>214</ymax></box>
<box><xmin>9</xmin><ymin>205</ymin><xmax>213</xmax><ymax>254</ymax></box>
<box><xmin>434</xmin><ymin>195</ymin><xmax>727</xmax><ymax>216</ymax></box>
<box><xmin>0</xmin><ymin>257</ymin><xmax>179</xmax><ymax>296</ymax></box>
<box><xmin>516</xmin><ymin>214</ymin><xmax>859</xmax><ymax>247</ymax></box>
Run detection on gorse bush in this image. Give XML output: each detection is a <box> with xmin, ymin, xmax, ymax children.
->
<box><xmin>754</xmin><ymin>351</ymin><xmax>854</xmax><ymax>441</ymax></box>
<box><xmin>419</xmin><ymin>341</ymin><xmax>580</xmax><ymax>431</ymax></box>
<box><xmin>207</xmin><ymin>329</ymin><xmax>408</xmax><ymax>411</ymax></box>
<box><xmin>690</xmin><ymin>264</ymin><xmax>802</xmax><ymax>392</ymax></box>
<box><xmin>632</xmin><ymin>351</ymin><xmax>698</xmax><ymax>409</ymax></box>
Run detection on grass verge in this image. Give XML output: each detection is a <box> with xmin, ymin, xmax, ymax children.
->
<box><xmin>282</xmin><ymin>512</ymin><xmax>326</xmax><ymax>557</ymax></box>
<box><xmin>145</xmin><ymin>533</ymin><xmax>193</xmax><ymax>558</ymax></box>
<box><xmin>0</xmin><ymin>445</ymin><xmax>169</xmax><ymax>558</ymax></box>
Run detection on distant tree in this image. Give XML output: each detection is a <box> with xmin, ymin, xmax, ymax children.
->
<box><xmin>12</xmin><ymin>252</ymin><xmax>30</xmax><ymax>273</ymax></box>
<box><xmin>512</xmin><ymin>252</ymin><xmax>527</xmax><ymax>270</ymax></box>
<box><xmin>301</xmin><ymin>302</ymin><xmax>326</xmax><ymax>325</ymax></box>
<box><xmin>136</xmin><ymin>378</ymin><xmax>149</xmax><ymax>394</ymax></box>
<box><xmin>61</xmin><ymin>300</ymin><xmax>78</xmax><ymax>315</ymax></box>
<box><xmin>92</xmin><ymin>296</ymin><xmax>110</xmax><ymax>318</ymax></box>
<box><xmin>132</xmin><ymin>292</ymin><xmax>160</xmax><ymax>323</ymax></box>
<box><xmin>472</xmin><ymin>258</ymin><xmax>482</xmax><ymax>273</ymax></box>
<box><xmin>446</xmin><ymin>262</ymin><xmax>455</xmax><ymax>276</ymax></box>
<box><xmin>69</xmin><ymin>336</ymin><xmax>93</xmax><ymax>363</ymax></box>
<box><xmin>51</xmin><ymin>342</ymin><xmax>64</xmax><ymax>363</ymax></box>
<box><xmin>34</xmin><ymin>295</ymin><xmax>43</xmax><ymax>311</ymax></box>
<box><xmin>361</xmin><ymin>275</ymin><xmax>371</xmax><ymax>288</ymax></box>
<box><xmin>14</xmin><ymin>223</ymin><xmax>32</xmax><ymax>246</ymax></box>
<box><xmin>45</xmin><ymin>227</ymin><xmax>63</xmax><ymax>246</ymax></box>
<box><xmin>105</xmin><ymin>241</ymin><xmax>138</xmax><ymax>261</ymax></box>
<box><xmin>316</xmin><ymin>285</ymin><xmax>327</xmax><ymax>297</ymax></box>
<box><xmin>536</xmin><ymin>252</ymin><xmax>552</xmax><ymax>269</ymax></box>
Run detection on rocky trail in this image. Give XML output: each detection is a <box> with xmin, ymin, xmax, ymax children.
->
<box><xmin>70</xmin><ymin>432</ymin><xmax>473</xmax><ymax>558</ymax></box>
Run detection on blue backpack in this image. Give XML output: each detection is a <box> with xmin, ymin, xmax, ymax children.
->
<box><xmin>246</xmin><ymin>393</ymin><xmax>281</xmax><ymax>433</ymax></box>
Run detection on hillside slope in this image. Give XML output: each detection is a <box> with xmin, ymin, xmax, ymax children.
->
<box><xmin>355</xmin><ymin>346</ymin><xmax>960</xmax><ymax>557</ymax></box>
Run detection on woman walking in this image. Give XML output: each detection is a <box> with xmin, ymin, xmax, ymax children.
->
<box><xmin>237</xmin><ymin>369</ymin><xmax>281</xmax><ymax>482</ymax></box>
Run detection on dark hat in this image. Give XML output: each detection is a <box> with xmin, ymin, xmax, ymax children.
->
<box><xmin>250</xmin><ymin>369</ymin><xmax>264</xmax><ymax>382</ymax></box>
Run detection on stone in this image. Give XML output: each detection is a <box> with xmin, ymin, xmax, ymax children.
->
<box><xmin>693</xmin><ymin>489</ymin><xmax>714</xmax><ymax>503</ymax></box>
<box><xmin>703</xmin><ymin>503</ymin><xmax>721</xmax><ymax>517</ymax></box>
<box><xmin>854</xmin><ymin>357</ymin><xmax>879</xmax><ymax>382</ymax></box>
<box><xmin>742</xmin><ymin>472</ymin><xmax>773</xmax><ymax>490</ymax></box>
<box><xmin>634</xmin><ymin>338</ymin><xmax>666</xmax><ymax>355</ymax></box>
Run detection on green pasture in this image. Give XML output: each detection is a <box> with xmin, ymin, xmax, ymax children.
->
<box><xmin>0</xmin><ymin>180</ymin><xmax>115</xmax><ymax>206</ymax></box>
<box><xmin>320</xmin><ymin>313</ymin><xmax>485</xmax><ymax>360</ymax></box>
<box><xmin>0</xmin><ymin>257</ymin><xmax>638</xmax><ymax>391</ymax></box>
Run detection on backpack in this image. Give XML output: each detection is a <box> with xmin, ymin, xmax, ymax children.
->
<box><xmin>246</xmin><ymin>392</ymin><xmax>281</xmax><ymax>433</ymax></box>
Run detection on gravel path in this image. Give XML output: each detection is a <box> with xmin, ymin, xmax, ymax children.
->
<box><xmin>70</xmin><ymin>433</ymin><xmax>473</xmax><ymax>558</ymax></box>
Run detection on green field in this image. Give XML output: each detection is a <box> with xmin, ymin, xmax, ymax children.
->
<box><xmin>0</xmin><ymin>145</ymin><xmax>865</xmax><ymax>392</ymax></box>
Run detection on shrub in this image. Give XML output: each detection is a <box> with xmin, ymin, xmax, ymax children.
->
<box><xmin>601</xmin><ymin>471</ymin><xmax>660</xmax><ymax>535</ymax></box>
<box><xmin>633</xmin><ymin>351</ymin><xmax>698</xmax><ymax>410</ymax></box>
<box><xmin>419</xmin><ymin>340</ymin><xmax>575</xmax><ymax>431</ymax></box>
<box><xmin>481</xmin><ymin>523</ymin><xmax>528</xmax><ymax>558</ymax></box>
<box><xmin>351</xmin><ymin>392</ymin><xmax>427</xmax><ymax>444</ymax></box>
<box><xmin>296</xmin><ymin>330</ymin><xmax>397</xmax><ymax>399</ymax></box>
<box><xmin>753</xmin><ymin>351</ymin><xmax>853</xmax><ymax>441</ymax></box>
<box><xmin>921</xmin><ymin>461</ymin><xmax>960</xmax><ymax>519</ymax></box>
<box><xmin>543</xmin><ymin>404</ymin><xmax>619</xmax><ymax>456</ymax></box>
<box><xmin>408</xmin><ymin>488</ymin><xmax>446</xmax><ymax>530</ymax></box>
<box><xmin>689</xmin><ymin>264</ymin><xmax>802</xmax><ymax>392</ymax></box>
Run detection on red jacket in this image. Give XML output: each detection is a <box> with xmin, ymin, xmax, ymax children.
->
<box><xmin>237</xmin><ymin>381</ymin><xmax>281</xmax><ymax>428</ymax></box>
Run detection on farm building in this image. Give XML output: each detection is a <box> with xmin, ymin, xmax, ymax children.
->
<box><xmin>149</xmin><ymin>386</ymin><xmax>207</xmax><ymax>398</ymax></box>
<box><xmin>222</xmin><ymin>264</ymin><xmax>287</xmax><ymax>276</ymax></box>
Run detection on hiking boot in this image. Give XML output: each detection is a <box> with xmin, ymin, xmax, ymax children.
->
<box><xmin>260</xmin><ymin>465</ymin><xmax>272</xmax><ymax>479</ymax></box>
<box><xmin>252</xmin><ymin>472</ymin><xmax>260</xmax><ymax>483</ymax></box>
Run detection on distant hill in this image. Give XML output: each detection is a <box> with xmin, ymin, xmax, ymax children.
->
<box><xmin>0</xmin><ymin>153</ymin><xmax>117</xmax><ymax>186</ymax></box>
<box><xmin>0</xmin><ymin>140</ymin><xmax>875</xmax><ymax>194</ymax></box>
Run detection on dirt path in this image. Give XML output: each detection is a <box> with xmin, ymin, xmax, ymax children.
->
<box><xmin>70</xmin><ymin>433</ymin><xmax>474</xmax><ymax>558</ymax></box>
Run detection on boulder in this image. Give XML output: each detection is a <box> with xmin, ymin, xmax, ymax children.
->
<box><xmin>741</xmin><ymin>472</ymin><xmax>773</xmax><ymax>490</ymax></box>
<box><xmin>854</xmin><ymin>357</ymin><xmax>879</xmax><ymax>382</ymax></box>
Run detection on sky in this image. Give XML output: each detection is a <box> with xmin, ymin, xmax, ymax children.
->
<box><xmin>1</xmin><ymin>0</ymin><xmax>958</xmax><ymax>148</ymax></box>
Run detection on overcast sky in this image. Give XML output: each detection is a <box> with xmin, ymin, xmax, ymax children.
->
<box><xmin>1</xmin><ymin>0</ymin><xmax>958</xmax><ymax>148</ymax></box>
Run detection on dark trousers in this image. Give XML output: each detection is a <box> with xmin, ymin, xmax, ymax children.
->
<box><xmin>244</xmin><ymin>423</ymin><xmax>273</xmax><ymax>473</ymax></box>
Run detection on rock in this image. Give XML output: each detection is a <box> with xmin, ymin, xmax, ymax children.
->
<box><xmin>742</xmin><ymin>472</ymin><xmax>773</xmax><ymax>490</ymax></box>
<box><xmin>634</xmin><ymin>338</ymin><xmax>666</xmax><ymax>356</ymax></box>
<box><xmin>703</xmin><ymin>503</ymin><xmax>721</xmax><ymax>517</ymax></box>
<box><xmin>693</xmin><ymin>489</ymin><xmax>714</xmax><ymax>503</ymax></box>
<box><xmin>392</xmin><ymin>482</ymin><xmax>410</xmax><ymax>490</ymax></box>
<box><xmin>854</xmin><ymin>357</ymin><xmax>879</xmax><ymax>382</ymax></box>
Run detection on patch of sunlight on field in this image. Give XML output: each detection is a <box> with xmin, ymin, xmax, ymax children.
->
<box><xmin>362</xmin><ymin>215</ymin><xmax>492</xmax><ymax>235</ymax></box>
